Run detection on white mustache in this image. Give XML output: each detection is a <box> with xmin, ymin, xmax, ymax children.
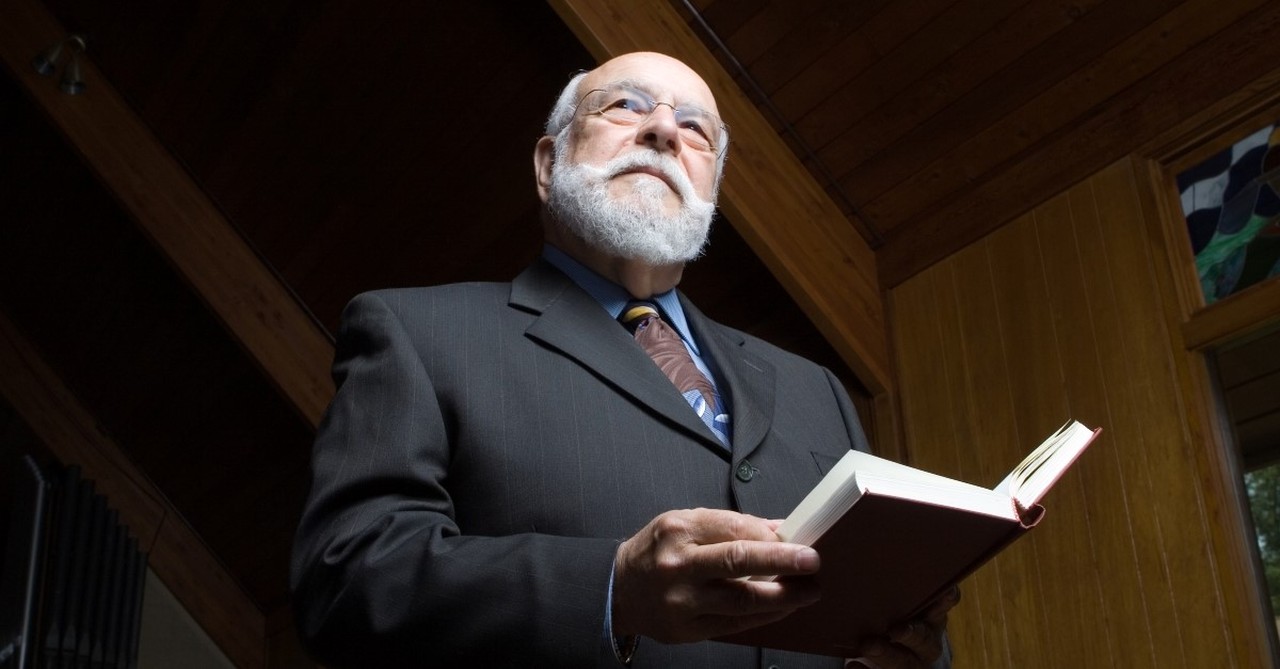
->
<box><xmin>593</xmin><ymin>151</ymin><xmax>708</xmax><ymax>205</ymax></box>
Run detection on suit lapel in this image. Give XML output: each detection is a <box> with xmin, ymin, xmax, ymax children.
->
<box><xmin>679</xmin><ymin>294</ymin><xmax>776</xmax><ymax>464</ymax></box>
<box><xmin>510</xmin><ymin>261</ymin><xmax>725</xmax><ymax>453</ymax></box>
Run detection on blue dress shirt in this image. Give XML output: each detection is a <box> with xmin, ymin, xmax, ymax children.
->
<box><xmin>541</xmin><ymin>245</ymin><xmax>723</xmax><ymax>399</ymax></box>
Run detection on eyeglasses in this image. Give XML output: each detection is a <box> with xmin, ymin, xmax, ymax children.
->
<box><xmin>572</xmin><ymin>85</ymin><xmax>727</xmax><ymax>155</ymax></box>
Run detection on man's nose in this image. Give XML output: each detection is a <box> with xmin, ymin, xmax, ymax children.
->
<box><xmin>636</xmin><ymin>103</ymin><xmax>682</xmax><ymax>155</ymax></box>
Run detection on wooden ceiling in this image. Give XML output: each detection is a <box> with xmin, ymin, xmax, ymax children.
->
<box><xmin>677</xmin><ymin>0</ymin><xmax>1280</xmax><ymax>287</ymax></box>
<box><xmin>2</xmin><ymin>0</ymin><xmax>1279</xmax><ymax>665</ymax></box>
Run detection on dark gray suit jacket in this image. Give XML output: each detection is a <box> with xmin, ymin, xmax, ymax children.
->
<box><xmin>291</xmin><ymin>259</ymin><xmax>876</xmax><ymax>668</ymax></box>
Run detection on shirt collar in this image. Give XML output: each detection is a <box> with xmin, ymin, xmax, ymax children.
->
<box><xmin>541</xmin><ymin>245</ymin><xmax>700</xmax><ymax>354</ymax></box>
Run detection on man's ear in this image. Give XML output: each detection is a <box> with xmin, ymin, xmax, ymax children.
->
<box><xmin>534</xmin><ymin>135</ymin><xmax>556</xmax><ymax>203</ymax></box>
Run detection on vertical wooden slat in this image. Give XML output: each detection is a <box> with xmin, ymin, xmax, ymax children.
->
<box><xmin>927</xmin><ymin>261</ymin><xmax>1002</xmax><ymax>668</ymax></box>
<box><xmin>1033</xmin><ymin>189</ymin><xmax>1122</xmax><ymax>666</ymax></box>
<box><xmin>951</xmin><ymin>239</ymin><xmax>1035</xmax><ymax>666</ymax></box>
<box><xmin>1080</xmin><ymin>163</ymin><xmax>1194</xmax><ymax>667</ymax></box>
<box><xmin>982</xmin><ymin>218</ymin><xmax>1077</xmax><ymax>666</ymax></box>
<box><xmin>1134</xmin><ymin>147</ymin><xmax>1280</xmax><ymax>666</ymax></box>
<box><xmin>890</xmin><ymin>261</ymin><xmax>997</xmax><ymax>665</ymax></box>
<box><xmin>1053</xmin><ymin>178</ymin><xmax>1157</xmax><ymax>667</ymax></box>
<box><xmin>888</xmin><ymin>155</ymin><xmax>1270</xmax><ymax>666</ymax></box>
<box><xmin>1093</xmin><ymin>159</ymin><xmax>1240</xmax><ymax>667</ymax></box>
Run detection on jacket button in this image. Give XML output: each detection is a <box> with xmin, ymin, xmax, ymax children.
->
<box><xmin>735</xmin><ymin>461</ymin><xmax>755</xmax><ymax>482</ymax></box>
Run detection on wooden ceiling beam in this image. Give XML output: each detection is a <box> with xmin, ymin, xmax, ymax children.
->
<box><xmin>547</xmin><ymin>0</ymin><xmax>893</xmax><ymax>396</ymax></box>
<box><xmin>0</xmin><ymin>0</ymin><xmax>334</xmax><ymax>427</ymax></box>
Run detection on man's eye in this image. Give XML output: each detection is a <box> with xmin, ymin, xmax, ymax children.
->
<box><xmin>680</xmin><ymin>118</ymin><xmax>709</xmax><ymax>139</ymax></box>
<box><xmin>606</xmin><ymin>96</ymin><xmax>648</xmax><ymax>115</ymax></box>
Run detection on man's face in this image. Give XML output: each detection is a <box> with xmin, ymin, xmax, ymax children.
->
<box><xmin>562</xmin><ymin>53</ymin><xmax>722</xmax><ymax>210</ymax></box>
<box><xmin>540</xmin><ymin>53</ymin><xmax>723</xmax><ymax>266</ymax></box>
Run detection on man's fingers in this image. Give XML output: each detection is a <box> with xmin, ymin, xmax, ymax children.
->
<box><xmin>887</xmin><ymin>620</ymin><xmax>944</xmax><ymax>661</ymax></box>
<box><xmin>687</xmin><ymin>574</ymin><xmax>821</xmax><ymax>617</ymax></box>
<box><xmin>612</xmin><ymin>508</ymin><xmax>825</xmax><ymax>643</ymax></box>
<box><xmin>687</xmin><ymin>539</ymin><xmax>821</xmax><ymax>579</ymax></box>
<box><xmin>645</xmin><ymin>508</ymin><xmax>819</xmax><ymax>579</ymax></box>
<box><xmin>659</xmin><ymin>508</ymin><xmax>780</xmax><ymax>545</ymax></box>
<box><xmin>922</xmin><ymin>585</ymin><xmax>961</xmax><ymax>623</ymax></box>
<box><xmin>858</xmin><ymin>638</ymin><xmax>934</xmax><ymax>669</ymax></box>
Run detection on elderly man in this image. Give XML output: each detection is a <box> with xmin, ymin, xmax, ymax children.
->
<box><xmin>291</xmin><ymin>51</ymin><xmax>955</xmax><ymax>668</ymax></box>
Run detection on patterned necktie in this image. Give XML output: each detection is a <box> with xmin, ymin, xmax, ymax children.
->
<box><xmin>620</xmin><ymin>301</ymin><xmax>730</xmax><ymax>446</ymax></box>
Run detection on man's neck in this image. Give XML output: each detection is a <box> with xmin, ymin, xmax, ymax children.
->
<box><xmin>544</xmin><ymin>230</ymin><xmax>685</xmax><ymax>299</ymax></box>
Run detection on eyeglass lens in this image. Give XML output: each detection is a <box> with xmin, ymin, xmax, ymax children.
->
<box><xmin>581</xmin><ymin>86</ymin><xmax>723</xmax><ymax>153</ymax></box>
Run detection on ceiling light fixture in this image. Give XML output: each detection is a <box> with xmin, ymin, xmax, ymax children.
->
<box><xmin>31</xmin><ymin>35</ymin><xmax>87</xmax><ymax>95</ymax></box>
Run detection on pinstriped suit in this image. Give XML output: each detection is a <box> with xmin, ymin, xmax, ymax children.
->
<box><xmin>291</xmin><ymin>258</ymin><xmax>869</xmax><ymax>668</ymax></box>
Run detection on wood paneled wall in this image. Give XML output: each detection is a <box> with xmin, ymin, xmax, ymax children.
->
<box><xmin>889</xmin><ymin>157</ymin><xmax>1269</xmax><ymax>667</ymax></box>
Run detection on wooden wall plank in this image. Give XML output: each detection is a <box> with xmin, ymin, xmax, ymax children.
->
<box><xmin>926</xmin><ymin>262</ymin><xmax>1004</xmax><ymax>667</ymax></box>
<box><xmin>1093</xmin><ymin>158</ymin><xmax>1234</xmax><ymax>668</ymax></box>
<box><xmin>1033</xmin><ymin>188</ymin><xmax>1128</xmax><ymax>666</ymax></box>
<box><xmin>1055</xmin><ymin>178</ymin><xmax>1160</xmax><ymax>667</ymax></box>
<box><xmin>0</xmin><ymin>0</ymin><xmax>334</xmax><ymax>427</ymax></box>
<box><xmin>890</xmin><ymin>259</ymin><xmax>1004</xmax><ymax>665</ymax></box>
<box><xmin>945</xmin><ymin>236</ymin><xmax>1046</xmax><ymax>665</ymax></box>
<box><xmin>1129</xmin><ymin>155</ymin><xmax>1276</xmax><ymax>666</ymax></box>
<box><xmin>984</xmin><ymin>215</ymin><xmax>1092</xmax><ymax>666</ymax></box>
<box><xmin>1018</xmin><ymin>196</ymin><xmax>1116</xmax><ymax>667</ymax></box>
<box><xmin>0</xmin><ymin>310</ymin><xmax>266</xmax><ymax>669</ymax></box>
<box><xmin>888</xmin><ymin>156</ymin><xmax>1270</xmax><ymax>666</ymax></box>
<box><xmin>548</xmin><ymin>0</ymin><xmax>893</xmax><ymax>395</ymax></box>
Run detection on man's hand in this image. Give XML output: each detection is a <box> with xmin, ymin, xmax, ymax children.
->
<box><xmin>847</xmin><ymin>586</ymin><xmax>960</xmax><ymax>669</ymax></box>
<box><xmin>611</xmin><ymin>508</ymin><xmax>822</xmax><ymax>643</ymax></box>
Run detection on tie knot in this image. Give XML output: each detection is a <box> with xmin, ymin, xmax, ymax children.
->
<box><xmin>619</xmin><ymin>301</ymin><xmax>661</xmax><ymax>334</ymax></box>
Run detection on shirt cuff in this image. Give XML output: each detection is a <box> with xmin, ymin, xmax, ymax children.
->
<box><xmin>604</xmin><ymin>554</ymin><xmax>639</xmax><ymax>665</ymax></box>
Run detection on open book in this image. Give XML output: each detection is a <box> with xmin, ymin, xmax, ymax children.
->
<box><xmin>717</xmin><ymin>419</ymin><xmax>1102</xmax><ymax>657</ymax></box>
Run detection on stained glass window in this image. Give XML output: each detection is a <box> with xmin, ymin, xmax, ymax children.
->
<box><xmin>1176</xmin><ymin>122</ymin><xmax>1280</xmax><ymax>304</ymax></box>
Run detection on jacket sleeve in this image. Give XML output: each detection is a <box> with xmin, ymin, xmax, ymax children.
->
<box><xmin>289</xmin><ymin>291</ymin><xmax>620</xmax><ymax>668</ymax></box>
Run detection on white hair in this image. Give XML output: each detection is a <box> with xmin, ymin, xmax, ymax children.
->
<box><xmin>544</xmin><ymin>72</ymin><xmax>589</xmax><ymax>138</ymax></box>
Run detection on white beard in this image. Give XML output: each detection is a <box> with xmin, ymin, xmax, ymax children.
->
<box><xmin>546</xmin><ymin>141</ymin><xmax>716</xmax><ymax>266</ymax></box>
